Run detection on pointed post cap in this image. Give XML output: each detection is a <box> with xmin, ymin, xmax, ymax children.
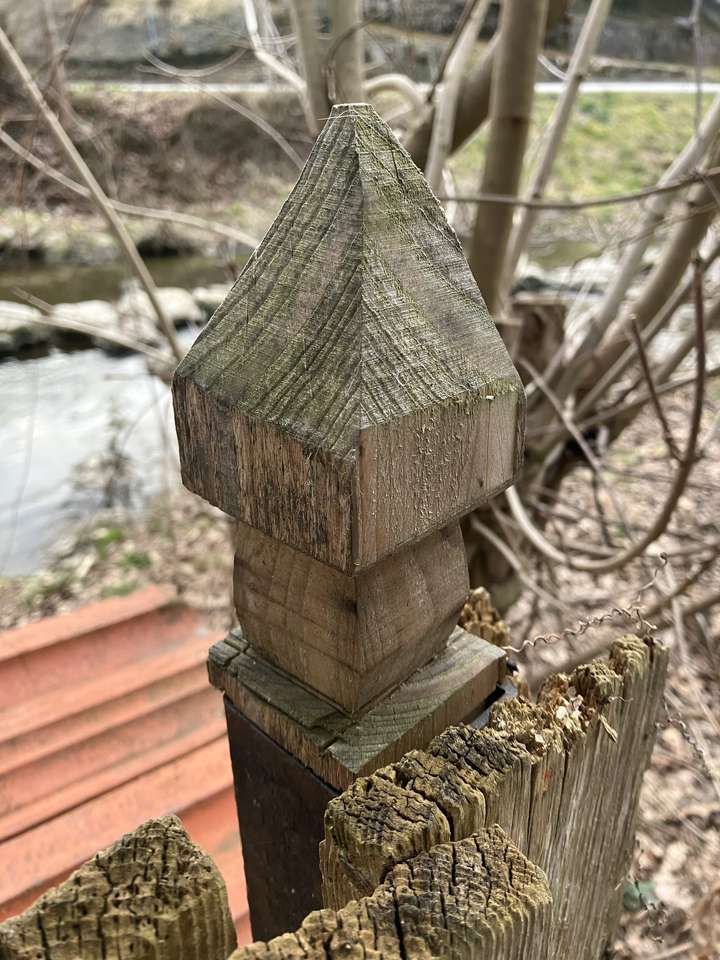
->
<box><xmin>173</xmin><ymin>103</ymin><xmax>525</xmax><ymax>573</ymax></box>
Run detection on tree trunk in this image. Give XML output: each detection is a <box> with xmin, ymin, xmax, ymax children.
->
<box><xmin>329</xmin><ymin>0</ymin><xmax>364</xmax><ymax>104</ymax></box>
<box><xmin>425</xmin><ymin>0</ymin><xmax>492</xmax><ymax>193</ymax></box>
<box><xmin>469</xmin><ymin>0</ymin><xmax>548</xmax><ymax>315</ymax></box>
<box><xmin>404</xmin><ymin>0</ymin><xmax>570</xmax><ymax>170</ymax></box>
<box><xmin>288</xmin><ymin>0</ymin><xmax>330</xmax><ymax>134</ymax></box>
<box><xmin>503</xmin><ymin>0</ymin><xmax>613</xmax><ymax>287</ymax></box>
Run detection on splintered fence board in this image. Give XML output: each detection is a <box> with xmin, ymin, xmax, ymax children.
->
<box><xmin>231</xmin><ymin>826</ymin><xmax>551</xmax><ymax>960</ymax></box>
<box><xmin>0</xmin><ymin>816</ymin><xmax>236</xmax><ymax>960</ymax></box>
<box><xmin>208</xmin><ymin>626</ymin><xmax>506</xmax><ymax>791</ymax></box>
<box><xmin>321</xmin><ymin>635</ymin><xmax>668</xmax><ymax>960</ymax></box>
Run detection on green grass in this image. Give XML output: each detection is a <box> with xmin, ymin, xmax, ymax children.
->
<box><xmin>450</xmin><ymin>92</ymin><xmax>715</xmax><ymax>218</ymax></box>
<box><xmin>123</xmin><ymin>549</ymin><xmax>152</xmax><ymax>570</ymax></box>
<box><xmin>92</xmin><ymin>526</ymin><xmax>125</xmax><ymax>559</ymax></box>
<box><xmin>101</xmin><ymin>579</ymin><xmax>140</xmax><ymax>599</ymax></box>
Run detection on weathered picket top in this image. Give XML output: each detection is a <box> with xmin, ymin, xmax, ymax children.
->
<box><xmin>172</xmin><ymin>102</ymin><xmax>525</xmax><ymax>938</ymax></box>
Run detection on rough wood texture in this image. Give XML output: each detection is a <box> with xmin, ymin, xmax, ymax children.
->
<box><xmin>209</xmin><ymin>627</ymin><xmax>506</xmax><ymax>791</ymax></box>
<box><xmin>225</xmin><ymin>702</ymin><xmax>338</xmax><ymax>943</ymax></box>
<box><xmin>234</xmin><ymin>520</ymin><xmax>469</xmax><ymax>713</ymax></box>
<box><xmin>173</xmin><ymin>102</ymin><xmax>524</xmax><ymax>573</ymax></box>
<box><xmin>0</xmin><ymin>816</ymin><xmax>236</xmax><ymax>960</ymax></box>
<box><xmin>232</xmin><ymin>825</ymin><xmax>551</xmax><ymax>960</ymax></box>
<box><xmin>321</xmin><ymin>635</ymin><xmax>667</xmax><ymax>959</ymax></box>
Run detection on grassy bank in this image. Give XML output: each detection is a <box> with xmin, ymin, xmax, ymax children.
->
<box><xmin>451</xmin><ymin>91</ymin><xmax>715</xmax><ymax>212</ymax></box>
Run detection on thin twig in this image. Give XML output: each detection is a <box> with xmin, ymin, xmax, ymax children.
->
<box><xmin>439</xmin><ymin>163</ymin><xmax>720</xmax><ymax>209</ymax></box>
<box><xmin>0</xmin><ymin>26</ymin><xmax>182</xmax><ymax>361</ymax></box>
<box><xmin>630</xmin><ymin>314</ymin><xmax>683</xmax><ymax>461</ymax></box>
<box><xmin>508</xmin><ymin>278</ymin><xmax>706</xmax><ymax>574</ymax></box>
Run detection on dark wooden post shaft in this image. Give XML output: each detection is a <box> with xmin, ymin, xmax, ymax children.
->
<box><xmin>172</xmin><ymin>103</ymin><xmax>525</xmax><ymax>941</ymax></box>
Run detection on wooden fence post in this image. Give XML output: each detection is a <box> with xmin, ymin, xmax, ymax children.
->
<box><xmin>172</xmin><ymin>103</ymin><xmax>525</xmax><ymax>940</ymax></box>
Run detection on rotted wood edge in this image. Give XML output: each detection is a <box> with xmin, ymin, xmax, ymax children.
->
<box><xmin>231</xmin><ymin>825</ymin><xmax>551</xmax><ymax>960</ymax></box>
<box><xmin>0</xmin><ymin>815</ymin><xmax>236</xmax><ymax>960</ymax></box>
<box><xmin>320</xmin><ymin>634</ymin><xmax>668</xmax><ymax>960</ymax></box>
<box><xmin>208</xmin><ymin>627</ymin><xmax>506</xmax><ymax>791</ymax></box>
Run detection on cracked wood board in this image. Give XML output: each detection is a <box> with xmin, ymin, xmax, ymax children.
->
<box><xmin>232</xmin><ymin>825</ymin><xmax>551</xmax><ymax>960</ymax></box>
<box><xmin>0</xmin><ymin>816</ymin><xmax>236</xmax><ymax>960</ymax></box>
<box><xmin>321</xmin><ymin>635</ymin><xmax>668</xmax><ymax>959</ymax></box>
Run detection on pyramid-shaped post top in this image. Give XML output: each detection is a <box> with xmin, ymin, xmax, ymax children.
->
<box><xmin>173</xmin><ymin>103</ymin><xmax>525</xmax><ymax>573</ymax></box>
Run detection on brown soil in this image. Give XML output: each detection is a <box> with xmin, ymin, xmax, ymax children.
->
<box><xmin>0</xmin><ymin>88</ymin><xmax>309</xmax><ymax>215</ymax></box>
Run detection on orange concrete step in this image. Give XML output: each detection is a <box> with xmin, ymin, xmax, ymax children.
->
<box><xmin>0</xmin><ymin>587</ymin><xmax>250</xmax><ymax>942</ymax></box>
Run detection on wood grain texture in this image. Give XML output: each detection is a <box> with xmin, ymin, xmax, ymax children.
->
<box><xmin>321</xmin><ymin>635</ymin><xmax>668</xmax><ymax>959</ymax></box>
<box><xmin>208</xmin><ymin>627</ymin><xmax>506</xmax><ymax>790</ymax></box>
<box><xmin>234</xmin><ymin>521</ymin><xmax>469</xmax><ymax>713</ymax></box>
<box><xmin>173</xmin><ymin>102</ymin><xmax>524</xmax><ymax>572</ymax></box>
<box><xmin>0</xmin><ymin>816</ymin><xmax>236</xmax><ymax>960</ymax></box>
<box><xmin>231</xmin><ymin>826</ymin><xmax>551</xmax><ymax>960</ymax></box>
<box><xmin>225</xmin><ymin>702</ymin><xmax>338</xmax><ymax>943</ymax></box>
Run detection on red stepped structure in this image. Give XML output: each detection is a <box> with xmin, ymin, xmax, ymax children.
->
<box><xmin>0</xmin><ymin>585</ymin><xmax>250</xmax><ymax>943</ymax></box>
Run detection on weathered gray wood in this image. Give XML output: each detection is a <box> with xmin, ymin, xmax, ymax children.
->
<box><xmin>208</xmin><ymin>626</ymin><xmax>506</xmax><ymax>790</ymax></box>
<box><xmin>234</xmin><ymin>520</ymin><xmax>469</xmax><ymax>713</ymax></box>
<box><xmin>0</xmin><ymin>816</ymin><xmax>236</xmax><ymax>960</ymax></box>
<box><xmin>173</xmin><ymin>102</ymin><xmax>524</xmax><ymax>574</ymax></box>
<box><xmin>231</xmin><ymin>825</ymin><xmax>552</xmax><ymax>960</ymax></box>
<box><xmin>321</xmin><ymin>635</ymin><xmax>668</xmax><ymax>959</ymax></box>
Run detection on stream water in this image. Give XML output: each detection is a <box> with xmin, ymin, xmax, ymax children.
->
<box><xmin>0</xmin><ymin>257</ymin><xmax>231</xmax><ymax>576</ymax></box>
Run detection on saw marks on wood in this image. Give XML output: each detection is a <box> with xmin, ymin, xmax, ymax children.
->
<box><xmin>208</xmin><ymin>626</ymin><xmax>505</xmax><ymax>790</ymax></box>
<box><xmin>232</xmin><ymin>826</ymin><xmax>551</xmax><ymax>960</ymax></box>
<box><xmin>321</xmin><ymin>635</ymin><xmax>668</xmax><ymax>959</ymax></box>
<box><xmin>173</xmin><ymin>103</ymin><xmax>524</xmax><ymax>571</ymax></box>
<box><xmin>233</xmin><ymin>520</ymin><xmax>469</xmax><ymax>713</ymax></box>
<box><xmin>0</xmin><ymin>816</ymin><xmax>236</xmax><ymax>960</ymax></box>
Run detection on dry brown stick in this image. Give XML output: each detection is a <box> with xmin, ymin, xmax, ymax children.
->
<box><xmin>630</xmin><ymin>315</ymin><xmax>683</xmax><ymax>461</ymax></box>
<box><xmin>0</xmin><ymin>27</ymin><xmax>182</xmax><ymax>361</ymax></box>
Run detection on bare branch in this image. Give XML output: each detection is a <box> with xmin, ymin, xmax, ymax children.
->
<box><xmin>630</xmin><ymin>315</ymin><xmax>682</xmax><ymax>461</ymax></box>
<box><xmin>503</xmin><ymin>0</ymin><xmax>613</xmax><ymax>285</ymax></box>
<box><xmin>425</xmin><ymin>0</ymin><xmax>491</xmax><ymax>193</ymax></box>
